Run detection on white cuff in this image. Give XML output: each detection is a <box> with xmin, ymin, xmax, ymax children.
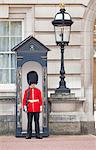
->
<box><xmin>40</xmin><ymin>106</ymin><xmax>42</xmax><ymax>112</ymax></box>
<box><xmin>23</xmin><ymin>105</ymin><xmax>27</xmax><ymax>112</ymax></box>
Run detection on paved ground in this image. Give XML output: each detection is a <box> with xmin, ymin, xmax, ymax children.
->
<box><xmin>0</xmin><ymin>135</ymin><xmax>96</xmax><ymax>150</ymax></box>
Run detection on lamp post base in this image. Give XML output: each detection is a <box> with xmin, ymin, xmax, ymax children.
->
<box><xmin>55</xmin><ymin>86</ymin><xmax>70</xmax><ymax>93</ymax></box>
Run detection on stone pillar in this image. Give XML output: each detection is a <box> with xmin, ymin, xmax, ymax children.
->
<box><xmin>49</xmin><ymin>93</ymin><xmax>95</xmax><ymax>135</ymax></box>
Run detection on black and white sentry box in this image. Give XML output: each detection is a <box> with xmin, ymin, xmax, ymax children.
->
<box><xmin>12</xmin><ymin>35</ymin><xmax>49</xmax><ymax>137</ymax></box>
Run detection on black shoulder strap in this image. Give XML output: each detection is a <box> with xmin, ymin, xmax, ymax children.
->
<box><xmin>26</xmin><ymin>87</ymin><xmax>30</xmax><ymax>107</ymax></box>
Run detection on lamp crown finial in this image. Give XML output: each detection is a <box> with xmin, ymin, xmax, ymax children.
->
<box><xmin>59</xmin><ymin>3</ymin><xmax>65</xmax><ymax>9</ymax></box>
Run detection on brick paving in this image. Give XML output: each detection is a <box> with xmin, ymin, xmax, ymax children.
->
<box><xmin>0</xmin><ymin>135</ymin><xmax>96</xmax><ymax>150</ymax></box>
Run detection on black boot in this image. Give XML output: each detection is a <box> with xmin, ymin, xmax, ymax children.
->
<box><xmin>26</xmin><ymin>135</ymin><xmax>31</xmax><ymax>139</ymax></box>
<box><xmin>36</xmin><ymin>135</ymin><xmax>43</xmax><ymax>139</ymax></box>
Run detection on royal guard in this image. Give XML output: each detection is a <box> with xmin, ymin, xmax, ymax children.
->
<box><xmin>23</xmin><ymin>71</ymin><xmax>42</xmax><ymax>139</ymax></box>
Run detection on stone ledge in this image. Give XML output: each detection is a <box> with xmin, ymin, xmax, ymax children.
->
<box><xmin>0</xmin><ymin>95</ymin><xmax>16</xmax><ymax>100</ymax></box>
<box><xmin>0</xmin><ymin>0</ymin><xmax>89</xmax><ymax>6</ymax></box>
<box><xmin>49</xmin><ymin>112</ymin><xmax>80</xmax><ymax>122</ymax></box>
<box><xmin>49</xmin><ymin>93</ymin><xmax>86</xmax><ymax>103</ymax></box>
<box><xmin>0</xmin><ymin>98</ymin><xmax>15</xmax><ymax>103</ymax></box>
<box><xmin>0</xmin><ymin>115</ymin><xmax>16</xmax><ymax>122</ymax></box>
<box><xmin>50</xmin><ymin>93</ymin><xmax>75</xmax><ymax>99</ymax></box>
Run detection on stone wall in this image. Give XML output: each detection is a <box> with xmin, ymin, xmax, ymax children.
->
<box><xmin>0</xmin><ymin>1</ymin><xmax>90</xmax><ymax>98</ymax></box>
<box><xmin>0</xmin><ymin>99</ymin><xmax>16</xmax><ymax>135</ymax></box>
<box><xmin>0</xmin><ymin>0</ymin><xmax>96</xmax><ymax>135</ymax></box>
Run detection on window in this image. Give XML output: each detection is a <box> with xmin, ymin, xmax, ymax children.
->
<box><xmin>0</xmin><ymin>21</ymin><xmax>22</xmax><ymax>84</ymax></box>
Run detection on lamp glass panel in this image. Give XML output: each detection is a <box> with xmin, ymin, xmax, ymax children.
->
<box><xmin>55</xmin><ymin>25</ymin><xmax>71</xmax><ymax>43</ymax></box>
<box><xmin>63</xmin><ymin>26</ymin><xmax>71</xmax><ymax>42</ymax></box>
<box><xmin>64</xmin><ymin>13</ymin><xmax>70</xmax><ymax>20</ymax></box>
<box><xmin>55</xmin><ymin>26</ymin><xmax>62</xmax><ymax>43</ymax></box>
<box><xmin>55</xmin><ymin>13</ymin><xmax>62</xmax><ymax>20</ymax></box>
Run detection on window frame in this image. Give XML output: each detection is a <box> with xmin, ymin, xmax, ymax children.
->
<box><xmin>0</xmin><ymin>19</ymin><xmax>24</xmax><ymax>93</ymax></box>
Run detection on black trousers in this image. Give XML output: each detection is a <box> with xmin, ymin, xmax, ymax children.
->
<box><xmin>27</xmin><ymin>112</ymin><xmax>40</xmax><ymax>137</ymax></box>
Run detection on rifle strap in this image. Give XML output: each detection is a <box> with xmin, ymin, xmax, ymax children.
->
<box><xmin>26</xmin><ymin>87</ymin><xmax>30</xmax><ymax>107</ymax></box>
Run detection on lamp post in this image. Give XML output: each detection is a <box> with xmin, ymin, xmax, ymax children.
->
<box><xmin>52</xmin><ymin>6</ymin><xmax>73</xmax><ymax>93</ymax></box>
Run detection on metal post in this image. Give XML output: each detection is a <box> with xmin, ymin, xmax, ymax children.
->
<box><xmin>55</xmin><ymin>43</ymin><xmax>70</xmax><ymax>93</ymax></box>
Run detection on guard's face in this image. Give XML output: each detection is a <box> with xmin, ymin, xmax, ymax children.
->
<box><xmin>30</xmin><ymin>84</ymin><xmax>35</xmax><ymax>88</ymax></box>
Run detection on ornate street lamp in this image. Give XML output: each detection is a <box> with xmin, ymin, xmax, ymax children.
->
<box><xmin>52</xmin><ymin>5</ymin><xmax>73</xmax><ymax>93</ymax></box>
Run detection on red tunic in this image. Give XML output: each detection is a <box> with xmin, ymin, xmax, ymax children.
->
<box><xmin>23</xmin><ymin>87</ymin><xmax>42</xmax><ymax>112</ymax></box>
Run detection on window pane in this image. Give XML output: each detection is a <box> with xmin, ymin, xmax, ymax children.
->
<box><xmin>11</xmin><ymin>69</ymin><xmax>16</xmax><ymax>83</ymax></box>
<box><xmin>11</xmin><ymin>54</ymin><xmax>16</xmax><ymax>68</ymax></box>
<box><xmin>11</xmin><ymin>21</ymin><xmax>22</xmax><ymax>36</ymax></box>
<box><xmin>0</xmin><ymin>21</ymin><xmax>22</xmax><ymax>84</ymax></box>
<box><xmin>0</xmin><ymin>21</ymin><xmax>9</xmax><ymax>36</ymax></box>
<box><xmin>0</xmin><ymin>54</ymin><xmax>9</xmax><ymax>68</ymax></box>
<box><xmin>0</xmin><ymin>69</ymin><xmax>9</xmax><ymax>83</ymax></box>
<box><xmin>0</xmin><ymin>37</ymin><xmax>9</xmax><ymax>51</ymax></box>
<box><xmin>11</xmin><ymin>37</ymin><xmax>22</xmax><ymax>49</ymax></box>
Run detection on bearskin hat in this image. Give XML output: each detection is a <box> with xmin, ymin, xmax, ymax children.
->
<box><xmin>27</xmin><ymin>71</ymin><xmax>38</xmax><ymax>85</ymax></box>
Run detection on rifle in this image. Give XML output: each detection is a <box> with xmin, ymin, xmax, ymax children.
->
<box><xmin>26</xmin><ymin>87</ymin><xmax>30</xmax><ymax>109</ymax></box>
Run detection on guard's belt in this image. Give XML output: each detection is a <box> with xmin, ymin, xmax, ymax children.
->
<box><xmin>28</xmin><ymin>99</ymin><xmax>39</xmax><ymax>103</ymax></box>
